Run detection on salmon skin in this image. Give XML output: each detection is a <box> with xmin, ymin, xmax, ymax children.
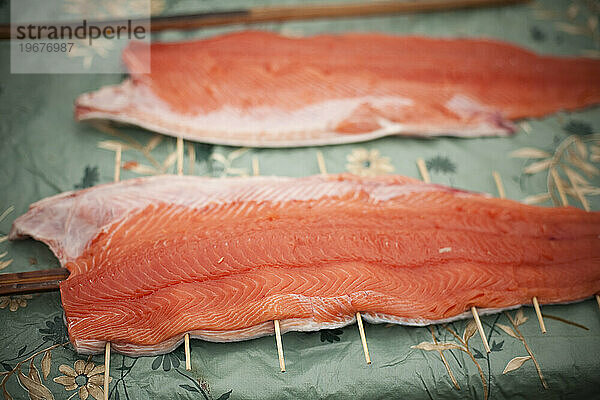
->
<box><xmin>9</xmin><ymin>174</ymin><xmax>600</xmax><ymax>356</ymax></box>
<box><xmin>75</xmin><ymin>31</ymin><xmax>600</xmax><ymax>147</ymax></box>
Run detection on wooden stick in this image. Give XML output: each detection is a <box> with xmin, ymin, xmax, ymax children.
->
<box><xmin>103</xmin><ymin>342</ymin><xmax>110</xmax><ymax>400</ymax></box>
<box><xmin>274</xmin><ymin>320</ymin><xmax>286</xmax><ymax>372</ymax></box>
<box><xmin>532</xmin><ymin>296</ymin><xmax>547</xmax><ymax>334</ymax></box>
<box><xmin>184</xmin><ymin>333</ymin><xmax>191</xmax><ymax>370</ymax></box>
<box><xmin>596</xmin><ymin>294</ymin><xmax>600</xmax><ymax>311</ymax></box>
<box><xmin>103</xmin><ymin>147</ymin><xmax>123</xmax><ymax>397</ymax></box>
<box><xmin>494</xmin><ymin>172</ymin><xmax>547</xmax><ymax>334</ymax></box>
<box><xmin>416</xmin><ymin>158</ymin><xmax>430</xmax><ymax>183</ymax></box>
<box><xmin>0</xmin><ymin>268</ymin><xmax>69</xmax><ymax>295</ymax></box>
<box><xmin>316</xmin><ymin>151</ymin><xmax>327</xmax><ymax>175</ymax></box>
<box><xmin>492</xmin><ymin>171</ymin><xmax>506</xmax><ymax>199</ymax></box>
<box><xmin>177</xmin><ymin>137</ymin><xmax>184</xmax><ymax>176</ymax></box>
<box><xmin>176</xmin><ymin>137</ymin><xmax>192</xmax><ymax>370</ymax></box>
<box><xmin>471</xmin><ymin>306</ymin><xmax>490</xmax><ymax>353</ymax></box>
<box><xmin>356</xmin><ymin>312</ymin><xmax>371</xmax><ymax>364</ymax></box>
<box><xmin>113</xmin><ymin>145</ymin><xmax>121</xmax><ymax>183</ymax></box>
<box><xmin>252</xmin><ymin>156</ymin><xmax>260</xmax><ymax>176</ymax></box>
<box><xmin>0</xmin><ymin>0</ymin><xmax>530</xmax><ymax>40</ymax></box>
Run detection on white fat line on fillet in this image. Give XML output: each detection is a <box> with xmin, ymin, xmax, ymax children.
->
<box><xmin>78</xmin><ymin>111</ymin><xmax>511</xmax><ymax>147</ymax></box>
<box><xmin>67</xmin><ymin>296</ymin><xmax>597</xmax><ymax>357</ymax></box>
<box><xmin>77</xmin><ymin>81</ymin><xmax>415</xmax><ymax>136</ymax></box>
<box><xmin>76</xmin><ymin>83</ymin><xmax>511</xmax><ymax>147</ymax></box>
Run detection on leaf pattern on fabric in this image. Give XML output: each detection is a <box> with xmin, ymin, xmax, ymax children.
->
<box><xmin>511</xmin><ymin>134</ymin><xmax>600</xmax><ymax>209</ymax></box>
<box><xmin>426</xmin><ymin>156</ymin><xmax>456</xmax><ymax>174</ymax></box>
<box><xmin>530</xmin><ymin>26</ymin><xmax>546</xmax><ymax>41</ymax></box>
<box><xmin>17</xmin><ymin>366</ymin><xmax>54</xmax><ymax>400</ymax></box>
<box><xmin>320</xmin><ymin>329</ymin><xmax>344</xmax><ymax>343</ymax></box>
<box><xmin>503</xmin><ymin>356</ymin><xmax>532</xmax><ymax>374</ymax></box>
<box><xmin>74</xmin><ymin>166</ymin><xmax>99</xmax><ymax>189</ymax></box>
<box><xmin>411</xmin><ymin>341</ymin><xmax>462</xmax><ymax>351</ymax></box>
<box><xmin>564</xmin><ymin>120</ymin><xmax>594</xmax><ymax>136</ymax></box>
<box><xmin>463</xmin><ymin>320</ymin><xmax>477</xmax><ymax>343</ymax></box>
<box><xmin>151</xmin><ymin>346</ymin><xmax>185</xmax><ymax>372</ymax></box>
<box><xmin>39</xmin><ymin>316</ymin><xmax>69</xmax><ymax>345</ymax></box>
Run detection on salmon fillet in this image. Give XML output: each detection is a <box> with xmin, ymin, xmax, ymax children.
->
<box><xmin>9</xmin><ymin>174</ymin><xmax>600</xmax><ymax>356</ymax></box>
<box><xmin>75</xmin><ymin>31</ymin><xmax>600</xmax><ymax>147</ymax></box>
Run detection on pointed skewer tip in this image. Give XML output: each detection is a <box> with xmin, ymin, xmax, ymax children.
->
<box><xmin>103</xmin><ymin>342</ymin><xmax>111</xmax><ymax>400</ymax></box>
<box><xmin>532</xmin><ymin>297</ymin><xmax>547</xmax><ymax>334</ymax></box>
<box><xmin>356</xmin><ymin>312</ymin><xmax>371</xmax><ymax>364</ymax></box>
<box><xmin>417</xmin><ymin>158</ymin><xmax>430</xmax><ymax>184</ymax></box>
<box><xmin>274</xmin><ymin>320</ymin><xmax>286</xmax><ymax>372</ymax></box>
<box><xmin>470</xmin><ymin>306</ymin><xmax>491</xmax><ymax>353</ymax></box>
<box><xmin>184</xmin><ymin>333</ymin><xmax>192</xmax><ymax>370</ymax></box>
<box><xmin>316</xmin><ymin>151</ymin><xmax>327</xmax><ymax>175</ymax></box>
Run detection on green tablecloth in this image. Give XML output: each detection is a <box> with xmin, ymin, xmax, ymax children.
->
<box><xmin>1</xmin><ymin>1</ymin><xmax>600</xmax><ymax>399</ymax></box>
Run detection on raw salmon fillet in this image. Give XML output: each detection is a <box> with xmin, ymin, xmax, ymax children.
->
<box><xmin>9</xmin><ymin>174</ymin><xmax>600</xmax><ymax>356</ymax></box>
<box><xmin>75</xmin><ymin>31</ymin><xmax>600</xmax><ymax>147</ymax></box>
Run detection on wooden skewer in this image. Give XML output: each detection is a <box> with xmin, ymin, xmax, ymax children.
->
<box><xmin>252</xmin><ymin>157</ymin><xmax>287</xmax><ymax>372</ymax></box>
<box><xmin>316</xmin><ymin>153</ymin><xmax>372</xmax><ymax>364</ymax></box>
<box><xmin>493</xmin><ymin>172</ymin><xmax>546</xmax><ymax>331</ymax></box>
<box><xmin>316</xmin><ymin>151</ymin><xmax>327</xmax><ymax>175</ymax></box>
<box><xmin>532</xmin><ymin>297</ymin><xmax>546</xmax><ymax>334</ymax></box>
<box><xmin>103</xmin><ymin>342</ymin><xmax>110</xmax><ymax>400</ymax></box>
<box><xmin>274</xmin><ymin>320</ymin><xmax>286</xmax><ymax>372</ymax></box>
<box><xmin>471</xmin><ymin>306</ymin><xmax>491</xmax><ymax>353</ymax></box>
<box><xmin>493</xmin><ymin>171</ymin><xmax>546</xmax><ymax>333</ymax></box>
<box><xmin>103</xmin><ymin>147</ymin><xmax>124</xmax><ymax>398</ymax></box>
<box><xmin>184</xmin><ymin>333</ymin><xmax>191</xmax><ymax>370</ymax></box>
<box><xmin>356</xmin><ymin>312</ymin><xmax>371</xmax><ymax>364</ymax></box>
<box><xmin>0</xmin><ymin>0</ymin><xmax>530</xmax><ymax>40</ymax></box>
<box><xmin>416</xmin><ymin>158</ymin><xmax>430</xmax><ymax>183</ymax></box>
<box><xmin>492</xmin><ymin>170</ymin><xmax>505</xmax><ymax>199</ymax></box>
<box><xmin>176</xmin><ymin>137</ymin><xmax>192</xmax><ymax>370</ymax></box>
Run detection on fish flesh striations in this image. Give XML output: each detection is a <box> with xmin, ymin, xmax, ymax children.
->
<box><xmin>75</xmin><ymin>31</ymin><xmax>600</xmax><ymax>147</ymax></box>
<box><xmin>9</xmin><ymin>174</ymin><xmax>600</xmax><ymax>356</ymax></box>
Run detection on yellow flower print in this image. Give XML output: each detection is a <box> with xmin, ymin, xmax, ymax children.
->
<box><xmin>0</xmin><ymin>294</ymin><xmax>33</xmax><ymax>312</ymax></box>
<box><xmin>346</xmin><ymin>148</ymin><xmax>394</xmax><ymax>177</ymax></box>
<box><xmin>54</xmin><ymin>359</ymin><xmax>112</xmax><ymax>400</ymax></box>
